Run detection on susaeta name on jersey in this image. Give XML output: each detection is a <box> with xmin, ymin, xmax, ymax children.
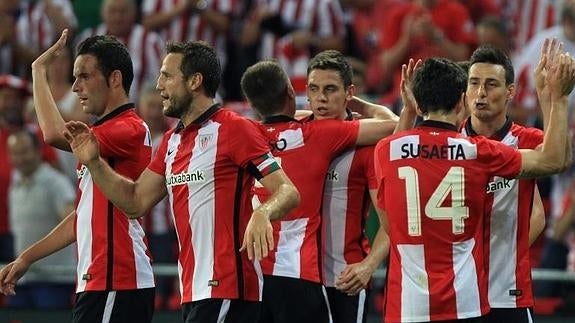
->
<box><xmin>166</xmin><ymin>170</ymin><xmax>206</xmax><ymax>186</ymax></box>
<box><xmin>390</xmin><ymin>135</ymin><xmax>478</xmax><ymax>161</ymax></box>
<box><xmin>486</xmin><ymin>177</ymin><xmax>514</xmax><ymax>193</ymax></box>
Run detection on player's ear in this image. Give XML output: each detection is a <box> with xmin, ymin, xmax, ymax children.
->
<box><xmin>345</xmin><ymin>84</ymin><xmax>355</xmax><ymax>102</ymax></box>
<box><xmin>506</xmin><ymin>83</ymin><xmax>516</xmax><ymax>101</ymax></box>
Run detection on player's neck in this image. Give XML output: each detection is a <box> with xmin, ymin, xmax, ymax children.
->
<box><xmin>470</xmin><ymin>116</ymin><xmax>506</xmax><ymax>137</ymax></box>
<box><xmin>424</xmin><ymin>111</ymin><xmax>459</xmax><ymax>127</ymax></box>
<box><xmin>181</xmin><ymin>96</ymin><xmax>216</xmax><ymax>127</ymax></box>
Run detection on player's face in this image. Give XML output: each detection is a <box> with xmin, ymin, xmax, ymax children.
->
<box><xmin>157</xmin><ymin>53</ymin><xmax>192</xmax><ymax>119</ymax></box>
<box><xmin>466</xmin><ymin>62</ymin><xmax>513</xmax><ymax>123</ymax></box>
<box><xmin>306</xmin><ymin>69</ymin><xmax>353</xmax><ymax>120</ymax></box>
<box><xmin>72</xmin><ymin>54</ymin><xmax>110</xmax><ymax>117</ymax></box>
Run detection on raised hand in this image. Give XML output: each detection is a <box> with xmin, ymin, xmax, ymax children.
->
<box><xmin>400</xmin><ymin>58</ymin><xmax>422</xmax><ymax>114</ymax></box>
<box><xmin>0</xmin><ymin>259</ymin><xmax>31</xmax><ymax>296</ymax></box>
<box><xmin>239</xmin><ymin>211</ymin><xmax>274</xmax><ymax>261</ymax></box>
<box><xmin>547</xmin><ymin>53</ymin><xmax>575</xmax><ymax>99</ymax></box>
<box><xmin>31</xmin><ymin>29</ymin><xmax>68</xmax><ymax>69</ymax></box>
<box><xmin>62</xmin><ymin>121</ymin><xmax>101</xmax><ymax>166</ymax></box>
<box><xmin>534</xmin><ymin>38</ymin><xmax>563</xmax><ymax>94</ymax></box>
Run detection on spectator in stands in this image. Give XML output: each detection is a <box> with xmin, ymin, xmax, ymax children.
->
<box><xmin>137</xmin><ymin>85</ymin><xmax>177</xmax><ymax>310</ymax></box>
<box><xmin>367</xmin><ymin>0</ymin><xmax>476</xmax><ymax>110</ymax></box>
<box><xmin>240</xmin><ymin>0</ymin><xmax>346</xmax><ymax>95</ymax></box>
<box><xmin>476</xmin><ymin>16</ymin><xmax>513</xmax><ymax>54</ymax></box>
<box><xmin>0</xmin><ymin>0</ymin><xmax>77</xmax><ymax>78</ymax></box>
<box><xmin>0</xmin><ymin>76</ymin><xmax>58</xmax><ymax>264</ymax></box>
<box><xmin>141</xmin><ymin>0</ymin><xmax>233</xmax><ymax>77</ymax></box>
<box><xmin>6</xmin><ymin>129</ymin><xmax>76</xmax><ymax>309</ymax></box>
<box><xmin>513</xmin><ymin>0</ymin><xmax>575</xmax><ymax>224</ymax></box>
<box><xmin>75</xmin><ymin>0</ymin><xmax>164</xmax><ymax>102</ymax></box>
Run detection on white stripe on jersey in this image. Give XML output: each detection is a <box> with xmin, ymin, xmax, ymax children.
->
<box><xmin>76</xmin><ymin>169</ymin><xmax>94</xmax><ymax>293</ymax></box>
<box><xmin>217</xmin><ymin>299</ymin><xmax>231</xmax><ymax>323</ymax></box>
<box><xmin>397</xmin><ymin>244</ymin><xmax>430</xmax><ymax>322</ymax></box>
<box><xmin>102</xmin><ymin>291</ymin><xmax>117</xmax><ymax>323</ymax></box>
<box><xmin>273</xmin><ymin>218</ymin><xmax>308</xmax><ymax>278</ymax></box>
<box><xmin>453</xmin><ymin>239</ymin><xmax>481</xmax><ymax>319</ymax></box>
<box><xmin>128</xmin><ymin>220</ymin><xmax>155</xmax><ymax>288</ymax></box>
<box><xmin>323</xmin><ymin>150</ymin><xmax>355</xmax><ymax>287</ymax></box>
<box><xmin>488</xmin><ymin>133</ymin><xmax>520</xmax><ymax>307</ymax></box>
<box><xmin>254</xmin><ymin>259</ymin><xmax>264</xmax><ymax>301</ymax></box>
<box><xmin>189</xmin><ymin>122</ymin><xmax>220</xmax><ymax>299</ymax></box>
<box><xmin>356</xmin><ymin>289</ymin><xmax>367</xmax><ymax>323</ymax></box>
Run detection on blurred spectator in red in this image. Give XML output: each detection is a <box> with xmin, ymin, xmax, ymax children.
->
<box><xmin>458</xmin><ymin>0</ymin><xmax>501</xmax><ymax>25</ymax></box>
<box><xmin>347</xmin><ymin>0</ymin><xmax>404</xmax><ymax>63</ymax></box>
<box><xmin>75</xmin><ymin>0</ymin><xmax>164</xmax><ymax>102</ymax></box>
<box><xmin>142</xmin><ymin>0</ymin><xmax>233</xmax><ymax>74</ymax></box>
<box><xmin>240</xmin><ymin>0</ymin><xmax>346</xmax><ymax>95</ymax></box>
<box><xmin>476</xmin><ymin>15</ymin><xmax>513</xmax><ymax>54</ymax></box>
<box><xmin>0</xmin><ymin>75</ymin><xmax>58</xmax><ymax>264</ymax></box>
<box><xmin>0</xmin><ymin>0</ymin><xmax>77</xmax><ymax>78</ymax></box>
<box><xmin>366</xmin><ymin>0</ymin><xmax>476</xmax><ymax>110</ymax></box>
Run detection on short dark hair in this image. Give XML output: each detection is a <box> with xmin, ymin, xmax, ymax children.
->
<box><xmin>307</xmin><ymin>50</ymin><xmax>353</xmax><ymax>88</ymax></box>
<box><xmin>469</xmin><ymin>45</ymin><xmax>515</xmax><ymax>85</ymax></box>
<box><xmin>412</xmin><ymin>58</ymin><xmax>467</xmax><ymax>115</ymax></box>
<box><xmin>166</xmin><ymin>41</ymin><xmax>221</xmax><ymax>98</ymax></box>
<box><xmin>76</xmin><ymin>35</ymin><xmax>134</xmax><ymax>96</ymax></box>
<box><xmin>241</xmin><ymin>60</ymin><xmax>289</xmax><ymax>117</ymax></box>
<box><xmin>10</xmin><ymin>129</ymin><xmax>40</xmax><ymax>150</ymax></box>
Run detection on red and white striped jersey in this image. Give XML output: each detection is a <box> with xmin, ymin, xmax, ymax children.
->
<box><xmin>141</xmin><ymin>0</ymin><xmax>233</xmax><ymax>68</ymax></box>
<box><xmin>255</xmin><ymin>0</ymin><xmax>346</xmax><ymax>87</ymax></box>
<box><xmin>75</xmin><ymin>24</ymin><xmax>164</xmax><ymax>102</ymax></box>
<box><xmin>148</xmin><ymin>105</ymin><xmax>280</xmax><ymax>303</ymax></box>
<box><xmin>75</xmin><ymin>104</ymin><xmax>154</xmax><ymax>292</ymax></box>
<box><xmin>16</xmin><ymin>0</ymin><xmax>77</xmax><ymax>53</ymax></box>
<box><xmin>501</xmin><ymin>0</ymin><xmax>558</xmax><ymax>53</ymax></box>
<box><xmin>253</xmin><ymin>116</ymin><xmax>359</xmax><ymax>283</ymax></box>
<box><xmin>322</xmin><ymin>145</ymin><xmax>376</xmax><ymax>287</ymax></box>
<box><xmin>462</xmin><ymin>119</ymin><xmax>542</xmax><ymax>309</ymax></box>
<box><xmin>374</xmin><ymin>120</ymin><xmax>522</xmax><ymax>322</ymax></box>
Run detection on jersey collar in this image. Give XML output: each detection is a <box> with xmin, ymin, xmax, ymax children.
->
<box><xmin>464</xmin><ymin>116</ymin><xmax>512</xmax><ymax>141</ymax></box>
<box><xmin>175</xmin><ymin>103</ymin><xmax>221</xmax><ymax>133</ymax></box>
<box><xmin>418</xmin><ymin>120</ymin><xmax>459</xmax><ymax>132</ymax></box>
<box><xmin>261</xmin><ymin>114</ymin><xmax>299</xmax><ymax>124</ymax></box>
<box><xmin>93</xmin><ymin>103</ymin><xmax>134</xmax><ymax>126</ymax></box>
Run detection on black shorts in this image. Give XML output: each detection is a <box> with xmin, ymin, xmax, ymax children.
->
<box><xmin>72</xmin><ymin>288</ymin><xmax>155</xmax><ymax>323</ymax></box>
<box><xmin>259</xmin><ymin>275</ymin><xmax>330</xmax><ymax>323</ymax></box>
<box><xmin>181</xmin><ymin>298</ymin><xmax>261</xmax><ymax>323</ymax></box>
<box><xmin>325</xmin><ymin>286</ymin><xmax>368</xmax><ymax>323</ymax></box>
<box><xmin>484</xmin><ymin>307</ymin><xmax>533</xmax><ymax>323</ymax></box>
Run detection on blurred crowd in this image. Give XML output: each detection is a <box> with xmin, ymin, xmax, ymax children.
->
<box><xmin>1</xmin><ymin>0</ymin><xmax>575</xmax><ymax>315</ymax></box>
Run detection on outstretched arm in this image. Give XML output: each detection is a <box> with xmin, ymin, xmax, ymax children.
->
<box><xmin>395</xmin><ymin>58</ymin><xmax>422</xmax><ymax>133</ymax></box>
<box><xmin>63</xmin><ymin>121</ymin><xmax>167</xmax><ymax>218</ymax></box>
<box><xmin>336</xmin><ymin>189</ymin><xmax>390</xmax><ymax>295</ymax></box>
<box><xmin>0</xmin><ymin>210</ymin><xmax>76</xmax><ymax>295</ymax></box>
<box><xmin>241</xmin><ymin>169</ymin><xmax>300</xmax><ymax>261</ymax></box>
<box><xmin>31</xmin><ymin>29</ymin><xmax>72</xmax><ymax>151</ymax></box>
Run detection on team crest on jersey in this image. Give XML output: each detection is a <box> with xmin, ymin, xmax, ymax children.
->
<box><xmin>198</xmin><ymin>134</ymin><xmax>213</xmax><ymax>152</ymax></box>
<box><xmin>76</xmin><ymin>165</ymin><xmax>88</xmax><ymax>179</ymax></box>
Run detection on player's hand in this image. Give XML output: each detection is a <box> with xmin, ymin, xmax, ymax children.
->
<box><xmin>534</xmin><ymin>38</ymin><xmax>563</xmax><ymax>94</ymax></box>
<box><xmin>0</xmin><ymin>258</ymin><xmax>31</xmax><ymax>296</ymax></box>
<box><xmin>335</xmin><ymin>261</ymin><xmax>374</xmax><ymax>295</ymax></box>
<box><xmin>62</xmin><ymin>121</ymin><xmax>101</xmax><ymax>167</ymax></box>
<box><xmin>547</xmin><ymin>53</ymin><xmax>575</xmax><ymax>99</ymax></box>
<box><xmin>31</xmin><ymin>29</ymin><xmax>68</xmax><ymax>70</ymax></box>
<box><xmin>400</xmin><ymin>58</ymin><xmax>421</xmax><ymax>115</ymax></box>
<box><xmin>240</xmin><ymin>211</ymin><xmax>274</xmax><ymax>261</ymax></box>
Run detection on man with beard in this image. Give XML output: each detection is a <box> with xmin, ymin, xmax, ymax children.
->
<box><xmin>62</xmin><ymin>40</ymin><xmax>300</xmax><ymax>323</ymax></box>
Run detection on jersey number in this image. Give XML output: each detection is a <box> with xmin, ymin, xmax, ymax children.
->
<box><xmin>398</xmin><ymin>166</ymin><xmax>469</xmax><ymax>236</ymax></box>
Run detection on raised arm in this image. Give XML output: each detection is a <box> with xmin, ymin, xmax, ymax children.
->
<box><xmin>347</xmin><ymin>96</ymin><xmax>398</xmax><ymax>121</ymax></box>
<box><xmin>518</xmin><ymin>52</ymin><xmax>575</xmax><ymax>178</ymax></box>
<box><xmin>31</xmin><ymin>29</ymin><xmax>71</xmax><ymax>151</ymax></box>
<box><xmin>395</xmin><ymin>58</ymin><xmax>421</xmax><ymax>133</ymax></box>
<box><xmin>0</xmin><ymin>210</ymin><xmax>76</xmax><ymax>296</ymax></box>
<box><xmin>356</xmin><ymin>119</ymin><xmax>397</xmax><ymax>145</ymax></box>
<box><xmin>241</xmin><ymin>169</ymin><xmax>300</xmax><ymax>261</ymax></box>
<box><xmin>335</xmin><ymin>189</ymin><xmax>390</xmax><ymax>295</ymax></box>
<box><xmin>63</xmin><ymin>121</ymin><xmax>167</xmax><ymax>218</ymax></box>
